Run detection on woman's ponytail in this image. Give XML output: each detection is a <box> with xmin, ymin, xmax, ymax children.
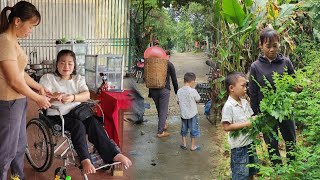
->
<box><xmin>0</xmin><ymin>6</ymin><xmax>12</xmax><ymax>33</ymax></box>
<box><xmin>0</xmin><ymin>1</ymin><xmax>41</xmax><ymax>34</ymax></box>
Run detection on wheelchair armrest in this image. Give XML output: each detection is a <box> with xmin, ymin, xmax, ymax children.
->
<box><xmin>50</xmin><ymin>105</ymin><xmax>60</xmax><ymax>110</ymax></box>
<box><xmin>84</xmin><ymin>99</ymin><xmax>105</xmax><ymax>126</ymax></box>
<box><xmin>48</xmin><ymin>105</ymin><xmax>67</xmax><ymax>137</ymax></box>
<box><xmin>48</xmin><ymin>100</ymin><xmax>104</xmax><ymax>137</ymax></box>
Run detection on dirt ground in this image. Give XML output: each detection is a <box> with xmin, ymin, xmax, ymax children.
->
<box><xmin>129</xmin><ymin>52</ymin><xmax>227</xmax><ymax>179</ymax></box>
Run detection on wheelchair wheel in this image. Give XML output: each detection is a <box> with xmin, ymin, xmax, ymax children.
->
<box><xmin>26</xmin><ymin>118</ymin><xmax>54</xmax><ymax>172</ymax></box>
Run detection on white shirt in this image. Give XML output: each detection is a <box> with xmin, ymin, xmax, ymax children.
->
<box><xmin>221</xmin><ymin>96</ymin><xmax>254</xmax><ymax>149</ymax></box>
<box><xmin>177</xmin><ymin>86</ymin><xmax>201</xmax><ymax>119</ymax></box>
<box><xmin>39</xmin><ymin>73</ymin><xmax>89</xmax><ymax>116</ymax></box>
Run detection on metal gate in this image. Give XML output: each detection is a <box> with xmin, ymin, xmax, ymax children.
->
<box><xmin>1</xmin><ymin>0</ymin><xmax>130</xmax><ymax>70</ymax></box>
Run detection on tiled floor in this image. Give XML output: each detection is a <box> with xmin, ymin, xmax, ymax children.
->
<box><xmin>9</xmin><ymin>100</ymin><xmax>133</xmax><ymax>180</ymax></box>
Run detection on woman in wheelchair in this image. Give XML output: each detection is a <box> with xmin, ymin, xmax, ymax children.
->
<box><xmin>39</xmin><ymin>49</ymin><xmax>132</xmax><ymax>174</ymax></box>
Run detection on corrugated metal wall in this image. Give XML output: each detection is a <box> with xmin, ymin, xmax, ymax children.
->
<box><xmin>1</xmin><ymin>0</ymin><xmax>130</xmax><ymax>69</ymax></box>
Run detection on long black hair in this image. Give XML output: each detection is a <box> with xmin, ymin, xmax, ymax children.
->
<box><xmin>0</xmin><ymin>1</ymin><xmax>41</xmax><ymax>33</ymax></box>
<box><xmin>55</xmin><ymin>49</ymin><xmax>77</xmax><ymax>77</ymax></box>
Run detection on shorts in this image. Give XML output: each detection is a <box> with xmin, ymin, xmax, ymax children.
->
<box><xmin>180</xmin><ymin>115</ymin><xmax>200</xmax><ymax>138</ymax></box>
<box><xmin>231</xmin><ymin>144</ymin><xmax>258</xmax><ymax>180</ymax></box>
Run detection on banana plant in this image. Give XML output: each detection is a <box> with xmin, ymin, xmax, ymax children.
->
<box><xmin>213</xmin><ymin>0</ymin><xmax>304</xmax><ymax>74</ymax></box>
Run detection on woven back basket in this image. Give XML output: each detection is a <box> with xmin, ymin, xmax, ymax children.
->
<box><xmin>144</xmin><ymin>58</ymin><xmax>168</xmax><ymax>88</ymax></box>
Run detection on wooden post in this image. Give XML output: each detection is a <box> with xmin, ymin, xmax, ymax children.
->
<box><xmin>112</xmin><ymin>164</ymin><xmax>124</xmax><ymax>176</ymax></box>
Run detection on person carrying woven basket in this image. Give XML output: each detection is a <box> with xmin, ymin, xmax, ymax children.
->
<box><xmin>149</xmin><ymin>50</ymin><xmax>179</xmax><ymax>138</ymax></box>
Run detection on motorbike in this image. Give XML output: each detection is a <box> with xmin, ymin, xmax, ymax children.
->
<box><xmin>131</xmin><ymin>58</ymin><xmax>144</xmax><ymax>83</ymax></box>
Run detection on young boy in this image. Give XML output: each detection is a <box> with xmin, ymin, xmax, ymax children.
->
<box><xmin>221</xmin><ymin>72</ymin><xmax>257</xmax><ymax>180</ymax></box>
<box><xmin>177</xmin><ymin>72</ymin><xmax>201</xmax><ymax>151</ymax></box>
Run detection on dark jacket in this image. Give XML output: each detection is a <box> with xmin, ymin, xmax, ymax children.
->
<box><xmin>248</xmin><ymin>54</ymin><xmax>294</xmax><ymax>115</ymax></box>
<box><xmin>149</xmin><ymin>61</ymin><xmax>179</xmax><ymax>94</ymax></box>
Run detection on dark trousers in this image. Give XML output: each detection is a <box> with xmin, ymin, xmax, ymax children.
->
<box><xmin>149</xmin><ymin>88</ymin><xmax>170</xmax><ymax>134</ymax></box>
<box><xmin>263</xmin><ymin>119</ymin><xmax>296</xmax><ymax>165</ymax></box>
<box><xmin>49</xmin><ymin>115</ymin><xmax>120</xmax><ymax>164</ymax></box>
<box><xmin>0</xmin><ymin>98</ymin><xmax>27</xmax><ymax>180</ymax></box>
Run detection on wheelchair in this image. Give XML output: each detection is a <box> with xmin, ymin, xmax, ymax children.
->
<box><xmin>25</xmin><ymin>100</ymin><xmax>122</xmax><ymax>180</ymax></box>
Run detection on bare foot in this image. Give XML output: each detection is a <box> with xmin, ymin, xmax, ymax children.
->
<box><xmin>157</xmin><ymin>131</ymin><xmax>170</xmax><ymax>138</ymax></box>
<box><xmin>113</xmin><ymin>154</ymin><xmax>132</xmax><ymax>170</ymax></box>
<box><xmin>164</xmin><ymin>122</ymin><xmax>169</xmax><ymax>130</ymax></box>
<box><xmin>81</xmin><ymin>159</ymin><xmax>96</xmax><ymax>174</ymax></box>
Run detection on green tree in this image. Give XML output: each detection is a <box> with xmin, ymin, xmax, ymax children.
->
<box><xmin>174</xmin><ymin>20</ymin><xmax>194</xmax><ymax>51</ymax></box>
<box><xmin>130</xmin><ymin>0</ymin><xmax>214</xmax><ymax>58</ymax></box>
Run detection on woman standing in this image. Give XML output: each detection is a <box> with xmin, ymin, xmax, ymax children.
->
<box><xmin>249</xmin><ymin>27</ymin><xmax>297</xmax><ymax>165</ymax></box>
<box><xmin>0</xmin><ymin>1</ymin><xmax>51</xmax><ymax>179</ymax></box>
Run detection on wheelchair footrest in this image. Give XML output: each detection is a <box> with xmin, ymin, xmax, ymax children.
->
<box><xmin>90</xmin><ymin>151</ymin><xmax>122</xmax><ymax>171</ymax></box>
<box><xmin>96</xmin><ymin>161</ymin><xmax>121</xmax><ymax>171</ymax></box>
<box><xmin>90</xmin><ymin>152</ymin><xmax>104</xmax><ymax>168</ymax></box>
